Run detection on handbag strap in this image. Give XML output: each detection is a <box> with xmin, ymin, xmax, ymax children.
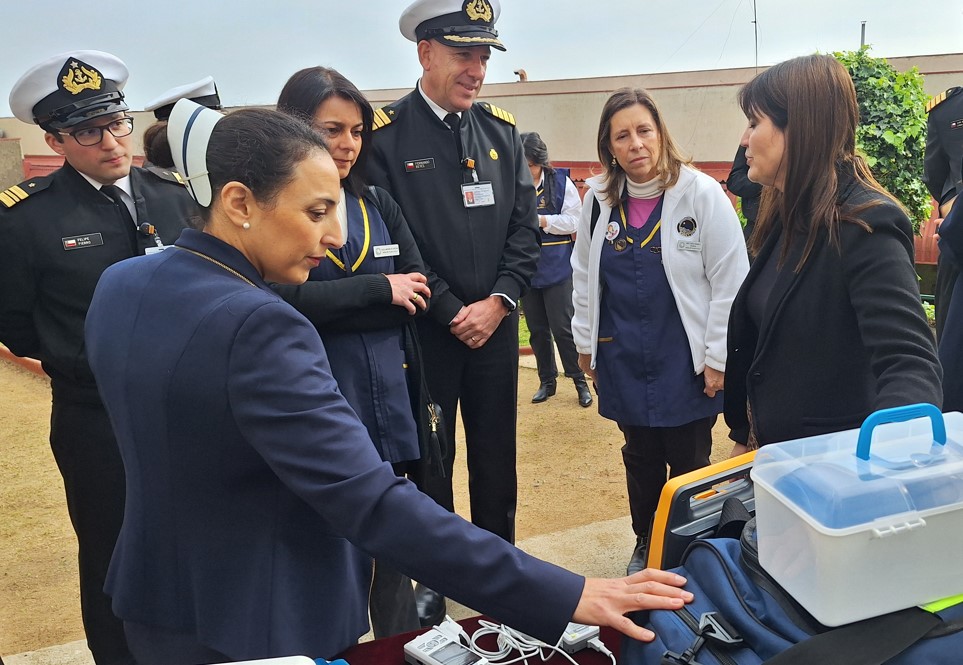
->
<box><xmin>763</xmin><ymin>607</ymin><xmax>942</xmax><ymax>665</ymax></box>
<box><xmin>402</xmin><ymin>323</ymin><xmax>447</xmax><ymax>478</ymax></box>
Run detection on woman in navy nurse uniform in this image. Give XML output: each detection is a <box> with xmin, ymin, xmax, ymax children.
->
<box><xmin>84</xmin><ymin>100</ymin><xmax>693</xmax><ymax>664</ymax></box>
<box><xmin>273</xmin><ymin>66</ymin><xmax>430</xmax><ymax>638</ymax></box>
<box><xmin>571</xmin><ymin>88</ymin><xmax>749</xmax><ymax>578</ymax></box>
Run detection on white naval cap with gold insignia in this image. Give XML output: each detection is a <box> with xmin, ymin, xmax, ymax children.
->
<box><xmin>9</xmin><ymin>50</ymin><xmax>129</xmax><ymax>129</ymax></box>
<box><xmin>400</xmin><ymin>0</ymin><xmax>505</xmax><ymax>51</ymax></box>
<box><xmin>145</xmin><ymin>76</ymin><xmax>222</xmax><ymax>121</ymax></box>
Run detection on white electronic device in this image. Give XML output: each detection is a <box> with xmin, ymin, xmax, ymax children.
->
<box><xmin>560</xmin><ymin>622</ymin><xmax>600</xmax><ymax>654</ymax></box>
<box><xmin>404</xmin><ymin>628</ymin><xmax>489</xmax><ymax>665</ymax></box>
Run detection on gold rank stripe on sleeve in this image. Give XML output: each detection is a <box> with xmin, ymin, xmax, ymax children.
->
<box><xmin>373</xmin><ymin>107</ymin><xmax>393</xmax><ymax>130</ymax></box>
<box><xmin>482</xmin><ymin>103</ymin><xmax>516</xmax><ymax>126</ymax></box>
<box><xmin>0</xmin><ymin>184</ymin><xmax>31</xmax><ymax>208</ymax></box>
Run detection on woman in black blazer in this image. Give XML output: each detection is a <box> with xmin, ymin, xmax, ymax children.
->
<box><xmin>724</xmin><ymin>55</ymin><xmax>941</xmax><ymax>452</ymax></box>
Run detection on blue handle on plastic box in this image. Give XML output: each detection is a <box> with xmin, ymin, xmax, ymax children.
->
<box><xmin>856</xmin><ymin>403</ymin><xmax>945</xmax><ymax>461</ymax></box>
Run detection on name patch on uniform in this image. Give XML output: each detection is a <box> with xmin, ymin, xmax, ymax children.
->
<box><xmin>405</xmin><ymin>158</ymin><xmax>435</xmax><ymax>173</ymax></box>
<box><xmin>62</xmin><ymin>233</ymin><xmax>104</xmax><ymax>251</ymax></box>
<box><xmin>373</xmin><ymin>244</ymin><xmax>400</xmax><ymax>258</ymax></box>
<box><xmin>678</xmin><ymin>240</ymin><xmax>702</xmax><ymax>252</ymax></box>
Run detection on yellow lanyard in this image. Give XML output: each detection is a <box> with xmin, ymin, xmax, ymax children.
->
<box><xmin>326</xmin><ymin>196</ymin><xmax>371</xmax><ymax>273</ymax></box>
<box><xmin>617</xmin><ymin>202</ymin><xmax>661</xmax><ymax>248</ymax></box>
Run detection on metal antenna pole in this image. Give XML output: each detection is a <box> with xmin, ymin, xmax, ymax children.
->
<box><xmin>753</xmin><ymin>0</ymin><xmax>759</xmax><ymax>71</ymax></box>
<box><xmin>861</xmin><ymin>21</ymin><xmax>866</xmax><ymax>48</ymax></box>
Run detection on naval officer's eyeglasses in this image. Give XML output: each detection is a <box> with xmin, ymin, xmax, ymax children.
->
<box><xmin>60</xmin><ymin>116</ymin><xmax>135</xmax><ymax>146</ymax></box>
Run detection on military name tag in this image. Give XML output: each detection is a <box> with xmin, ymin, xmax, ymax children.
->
<box><xmin>404</xmin><ymin>158</ymin><xmax>435</xmax><ymax>173</ymax></box>
<box><xmin>462</xmin><ymin>182</ymin><xmax>495</xmax><ymax>208</ymax></box>
<box><xmin>373</xmin><ymin>244</ymin><xmax>400</xmax><ymax>258</ymax></box>
<box><xmin>62</xmin><ymin>233</ymin><xmax>104</xmax><ymax>251</ymax></box>
<box><xmin>678</xmin><ymin>240</ymin><xmax>703</xmax><ymax>252</ymax></box>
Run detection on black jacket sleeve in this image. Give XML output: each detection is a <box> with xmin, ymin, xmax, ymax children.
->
<box><xmin>726</xmin><ymin>145</ymin><xmax>762</xmax><ymax>199</ymax></box>
<box><xmin>272</xmin><ymin>187</ymin><xmax>430</xmax><ymax>333</ymax></box>
<box><xmin>0</xmin><ymin>208</ymin><xmax>40</xmax><ymax>357</ymax></box>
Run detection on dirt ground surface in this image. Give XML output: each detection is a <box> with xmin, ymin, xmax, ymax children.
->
<box><xmin>0</xmin><ymin>358</ymin><xmax>732</xmax><ymax>657</ymax></box>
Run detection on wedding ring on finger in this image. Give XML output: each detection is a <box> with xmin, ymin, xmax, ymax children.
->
<box><xmin>410</xmin><ymin>294</ymin><xmax>420</xmax><ymax>302</ymax></box>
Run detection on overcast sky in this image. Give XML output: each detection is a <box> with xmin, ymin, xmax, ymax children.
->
<box><xmin>1</xmin><ymin>0</ymin><xmax>961</xmax><ymax>120</ymax></box>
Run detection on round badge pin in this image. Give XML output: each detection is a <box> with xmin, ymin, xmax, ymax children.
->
<box><xmin>677</xmin><ymin>217</ymin><xmax>697</xmax><ymax>237</ymax></box>
<box><xmin>605</xmin><ymin>221</ymin><xmax>620</xmax><ymax>241</ymax></box>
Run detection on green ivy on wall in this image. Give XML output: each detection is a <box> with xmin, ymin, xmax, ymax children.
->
<box><xmin>833</xmin><ymin>46</ymin><xmax>932</xmax><ymax>233</ymax></box>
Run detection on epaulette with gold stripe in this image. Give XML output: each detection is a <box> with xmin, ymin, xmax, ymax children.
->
<box><xmin>479</xmin><ymin>102</ymin><xmax>516</xmax><ymax>126</ymax></box>
<box><xmin>373</xmin><ymin>105</ymin><xmax>398</xmax><ymax>131</ymax></box>
<box><xmin>0</xmin><ymin>177</ymin><xmax>51</xmax><ymax>209</ymax></box>
<box><xmin>143</xmin><ymin>165</ymin><xmax>186</xmax><ymax>186</ymax></box>
<box><xmin>926</xmin><ymin>87</ymin><xmax>962</xmax><ymax>113</ymax></box>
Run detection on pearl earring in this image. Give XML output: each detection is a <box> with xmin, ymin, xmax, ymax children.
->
<box><xmin>610</xmin><ymin>157</ymin><xmax>617</xmax><ymax>167</ymax></box>
<box><xmin>242</xmin><ymin>222</ymin><xmax>251</xmax><ymax>230</ymax></box>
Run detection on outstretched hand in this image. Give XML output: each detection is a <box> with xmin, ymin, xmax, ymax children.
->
<box><xmin>572</xmin><ymin>569</ymin><xmax>693</xmax><ymax>642</ymax></box>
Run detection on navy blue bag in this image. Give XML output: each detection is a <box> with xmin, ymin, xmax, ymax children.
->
<box><xmin>623</xmin><ymin>536</ymin><xmax>963</xmax><ymax>665</ymax></box>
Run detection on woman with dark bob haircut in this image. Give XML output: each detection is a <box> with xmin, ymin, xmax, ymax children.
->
<box><xmin>724</xmin><ymin>54</ymin><xmax>942</xmax><ymax>453</ymax></box>
<box><xmin>274</xmin><ymin>66</ymin><xmax>432</xmax><ymax>637</ymax></box>
<box><xmin>84</xmin><ymin>101</ymin><xmax>694</xmax><ymax>663</ymax></box>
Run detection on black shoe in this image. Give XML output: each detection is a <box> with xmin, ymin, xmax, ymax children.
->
<box><xmin>531</xmin><ymin>380</ymin><xmax>557</xmax><ymax>403</ymax></box>
<box><xmin>414</xmin><ymin>583</ymin><xmax>446</xmax><ymax>627</ymax></box>
<box><xmin>626</xmin><ymin>536</ymin><xmax>649</xmax><ymax>576</ymax></box>
<box><xmin>573</xmin><ymin>377</ymin><xmax>593</xmax><ymax>408</ymax></box>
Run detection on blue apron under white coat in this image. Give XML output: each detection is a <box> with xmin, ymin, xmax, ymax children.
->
<box><xmin>309</xmin><ymin>191</ymin><xmax>419</xmax><ymax>463</ymax></box>
<box><xmin>595</xmin><ymin>194</ymin><xmax>720</xmax><ymax>427</ymax></box>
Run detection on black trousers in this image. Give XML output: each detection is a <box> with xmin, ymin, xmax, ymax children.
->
<box><xmin>368</xmin><ymin>461</ymin><xmax>420</xmax><ymax>638</ymax></box>
<box><xmin>936</xmin><ymin>251</ymin><xmax>959</xmax><ymax>342</ymax></box>
<box><xmin>416</xmin><ymin>312</ymin><xmax>519</xmax><ymax>542</ymax></box>
<box><xmin>619</xmin><ymin>417</ymin><xmax>715</xmax><ymax>539</ymax></box>
<box><xmin>49</xmin><ymin>399</ymin><xmax>132</xmax><ymax>665</ymax></box>
<box><xmin>523</xmin><ymin>277</ymin><xmax>583</xmax><ymax>382</ymax></box>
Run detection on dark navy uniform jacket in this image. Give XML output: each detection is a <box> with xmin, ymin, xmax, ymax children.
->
<box><xmin>0</xmin><ymin>162</ymin><xmax>194</xmax><ymax>400</ymax></box>
<box><xmin>924</xmin><ymin>87</ymin><xmax>963</xmax><ymax>207</ymax></box>
<box><xmin>368</xmin><ymin>87</ymin><xmax>540</xmax><ymax>324</ymax></box>
<box><xmin>84</xmin><ymin>229</ymin><xmax>583</xmax><ymax>660</ymax></box>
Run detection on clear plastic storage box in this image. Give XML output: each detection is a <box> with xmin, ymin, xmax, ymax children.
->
<box><xmin>751</xmin><ymin>404</ymin><xmax>963</xmax><ymax>626</ymax></box>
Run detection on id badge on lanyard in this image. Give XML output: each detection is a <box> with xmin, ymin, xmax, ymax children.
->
<box><xmin>460</xmin><ymin>157</ymin><xmax>495</xmax><ymax>208</ymax></box>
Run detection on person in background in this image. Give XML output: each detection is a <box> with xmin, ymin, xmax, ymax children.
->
<box><xmin>84</xmin><ymin>99</ymin><xmax>694</xmax><ymax>663</ymax></box>
<box><xmin>520</xmin><ymin>131</ymin><xmax>592</xmax><ymax>407</ymax></box>
<box><xmin>924</xmin><ymin>85</ymin><xmax>963</xmax><ymax>341</ymax></box>
<box><xmin>726</xmin><ymin>144</ymin><xmax>762</xmax><ymax>242</ymax></box>
<box><xmin>273</xmin><ymin>65</ymin><xmax>429</xmax><ymax>638</ymax></box>
<box><xmin>142</xmin><ymin>76</ymin><xmax>222</xmax><ymax>170</ymax></box>
<box><xmin>937</xmin><ymin>201</ymin><xmax>963</xmax><ymax>411</ymax></box>
<box><xmin>0</xmin><ymin>50</ymin><xmax>195</xmax><ymax>665</ymax></box>
<box><xmin>368</xmin><ymin>0</ymin><xmax>540</xmax><ymax>624</ymax></box>
<box><xmin>725</xmin><ymin>55</ymin><xmax>941</xmax><ymax>453</ymax></box>
<box><xmin>571</xmin><ymin>88</ymin><xmax>748</xmax><ymax>577</ymax></box>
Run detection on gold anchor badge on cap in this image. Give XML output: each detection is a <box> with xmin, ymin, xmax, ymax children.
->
<box><xmin>465</xmin><ymin>0</ymin><xmax>493</xmax><ymax>21</ymax></box>
<box><xmin>61</xmin><ymin>59</ymin><xmax>104</xmax><ymax>96</ymax></box>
